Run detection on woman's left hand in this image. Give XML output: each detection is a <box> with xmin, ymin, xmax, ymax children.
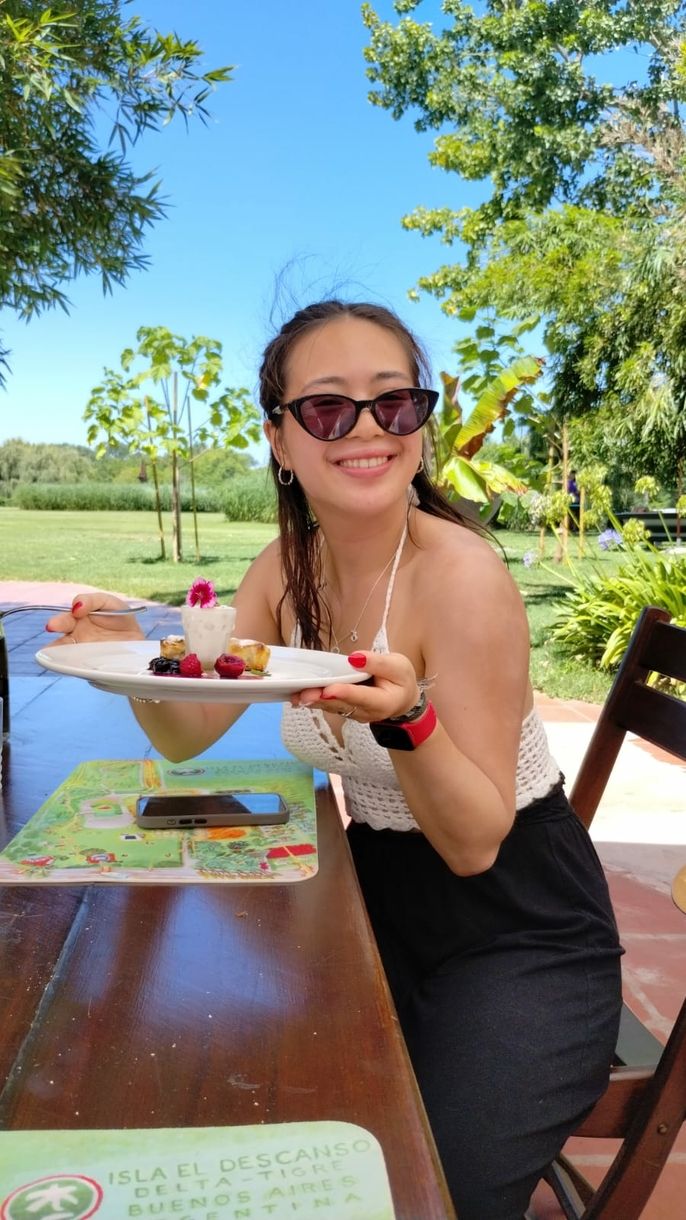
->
<box><xmin>290</xmin><ymin>650</ymin><xmax>422</xmax><ymax>722</ymax></box>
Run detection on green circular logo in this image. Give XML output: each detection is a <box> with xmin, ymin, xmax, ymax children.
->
<box><xmin>1</xmin><ymin>1174</ymin><xmax>103</xmax><ymax>1220</ymax></box>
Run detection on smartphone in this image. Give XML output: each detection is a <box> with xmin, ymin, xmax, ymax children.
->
<box><xmin>135</xmin><ymin>791</ymin><xmax>290</xmax><ymax>829</ymax></box>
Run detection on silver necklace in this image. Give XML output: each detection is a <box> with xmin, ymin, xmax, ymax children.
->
<box><xmin>324</xmin><ymin>522</ymin><xmax>407</xmax><ymax>653</ymax></box>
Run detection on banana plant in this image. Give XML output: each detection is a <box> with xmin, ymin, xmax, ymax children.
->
<box><xmin>433</xmin><ymin>356</ymin><xmax>544</xmax><ymax>511</ymax></box>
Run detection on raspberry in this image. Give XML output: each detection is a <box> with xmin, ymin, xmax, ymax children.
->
<box><xmin>148</xmin><ymin>656</ymin><xmax>181</xmax><ymax>676</ymax></box>
<box><xmin>214</xmin><ymin>653</ymin><xmax>246</xmax><ymax>679</ymax></box>
<box><xmin>179</xmin><ymin>653</ymin><xmax>203</xmax><ymax>678</ymax></box>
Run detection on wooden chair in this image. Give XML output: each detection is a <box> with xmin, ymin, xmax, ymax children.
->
<box><xmin>542</xmin><ymin>605</ymin><xmax>686</xmax><ymax>1220</ymax></box>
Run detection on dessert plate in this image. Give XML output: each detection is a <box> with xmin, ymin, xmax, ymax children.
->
<box><xmin>35</xmin><ymin>640</ymin><xmax>371</xmax><ymax>704</ymax></box>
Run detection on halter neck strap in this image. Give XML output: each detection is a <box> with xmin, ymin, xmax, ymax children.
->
<box><xmin>379</xmin><ymin>517</ymin><xmax>408</xmax><ymax>636</ymax></box>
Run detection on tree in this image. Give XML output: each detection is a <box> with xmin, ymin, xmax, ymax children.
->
<box><xmin>362</xmin><ymin>2</ymin><xmax>686</xmax><ymax>504</ymax></box>
<box><xmin>0</xmin><ymin>2</ymin><xmax>232</xmax><ymax>377</ymax></box>
<box><xmin>363</xmin><ymin>1</ymin><xmax>686</xmax><ymax>242</ymax></box>
<box><xmin>84</xmin><ymin>327</ymin><xmax>261</xmax><ymax>562</ymax></box>
<box><xmin>0</xmin><ymin>436</ymin><xmax>96</xmax><ymax>483</ymax></box>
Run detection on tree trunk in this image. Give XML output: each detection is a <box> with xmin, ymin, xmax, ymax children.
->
<box><xmin>186</xmin><ymin>396</ymin><xmax>200</xmax><ymax>563</ymax></box>
<box><xmin>554</xmin><ymin>422</ymin><xmax>569</xmax><ymax>563</ymax></box>
<box><xmin>171</xmin><ymin>373</ymin><xmax>183</xmax><ymax>562</ymax></box>
<box><xmin>151</xmin><ymin>459</ymin><xmax>166</xmax><ymax>560</ymax></box>
<box><xmin>538</xmin><ymin>441</ymin><xmax>555</xmax><ymax>557</ymax></box>
<box><xmin>171</xmin><ymin>450</ymin><xmax>182</xmax><ymax>562</ymax></box>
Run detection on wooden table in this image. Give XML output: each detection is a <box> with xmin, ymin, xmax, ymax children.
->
<box><xmin>0</xmin><ymin>608</ymin><xmax>455</xmax><ymax>1218</ymax></box>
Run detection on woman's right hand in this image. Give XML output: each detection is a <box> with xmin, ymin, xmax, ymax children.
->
<box><xmin>44</xmin><ymin>591</ymin><xmax>145</xmax><ymax>646</ymax></box>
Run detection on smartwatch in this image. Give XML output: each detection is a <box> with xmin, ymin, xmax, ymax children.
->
<box><xmin>369</xmin><ymin>690</ymin><xmax>438</xmax><ymax>752</ymax></box>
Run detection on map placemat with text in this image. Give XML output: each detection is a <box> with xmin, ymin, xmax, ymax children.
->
<box><xmin>0</xmin><ymin>1121</ymin><xmax>395</xmax><ymax>1220</ymax></box>
<box><xmin>0</xmin><ymin>759</ymin><xmax>317</xmax><ymax>885</ymax></box>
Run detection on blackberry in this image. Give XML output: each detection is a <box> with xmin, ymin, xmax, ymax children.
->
<box><xmin>148</xmin><ymin>656</ymin><xmax>181</xmax><ymax>676</ymax></box>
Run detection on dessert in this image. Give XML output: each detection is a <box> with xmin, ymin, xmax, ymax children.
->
<box><xmin>148</xmin><ymin>656</ymin><xmax>181</xmax><ymax>676</ymax></box>
<box><xmin>227</xmin><ymin>638</ymin><xmax>271</xmax><ymax>673</ymax></box>
<box><xmin>146</xmin><ymin>579</ymin><xmax>271</xmax><ymax>682</ymax></box>
<box><xmin>179</xmin><ymin>653</ymin><xmax>203</xmax><ymax>678</ymax></box>
<box><xmin>160</xmin><ymin>634</ymin><xmax>186</xmax><ymax>660</ymax></box>
<box><xmin>180</xmin><ymin>577</ymin><xmax>236</xmax><ymax>670</ymax></box>
<box><xmin>214</xmin><ymin>654</ymin><xmax>246</xmax><ymax>679</ymax></box>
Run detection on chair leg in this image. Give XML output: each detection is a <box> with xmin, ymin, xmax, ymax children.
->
<box><xmin>543</xmin><ymin>1154</ymin><xmax>595</xmax><ymax>1220</ymax></box>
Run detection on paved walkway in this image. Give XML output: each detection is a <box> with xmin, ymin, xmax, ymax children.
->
<box><xmin>2</xmin><ymin>581</ymin><xmax>685</xmax><ymax>1217</ymax></box>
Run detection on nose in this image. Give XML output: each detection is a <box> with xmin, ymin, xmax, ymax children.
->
<box><xmin>347</xmin><ymin>404</ymin><xmax>384</xmax><ymax>439</ymax></box>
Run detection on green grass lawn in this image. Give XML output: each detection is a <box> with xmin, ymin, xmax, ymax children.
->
<box><xmin>1</xmin><ymin>508</ymin><xmax>622</xmax><ymax>703</ymax></box>
<box><xmin>0</xmin><ymin>508</ymin><xmax>277</xmax><ymax>605</ymax></box>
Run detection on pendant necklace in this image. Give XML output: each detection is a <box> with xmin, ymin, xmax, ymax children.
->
<box><xmin>324</xmin><ymin>519</ymin><xmax>408</xmax><ymax>654</ymax></box>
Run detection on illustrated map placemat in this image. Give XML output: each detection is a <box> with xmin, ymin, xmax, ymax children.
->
<box><xmin>0</xmin><ymin>759</ymin><xmax>317</xmax><ymax>885</ymax></box>
<box><xmin>0</xmin><ymin>1121</ymin><xmax>396</xmax><ymax>1220</ymax></box>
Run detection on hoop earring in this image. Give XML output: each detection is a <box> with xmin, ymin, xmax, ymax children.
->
<box><xmin>416</xmin><ymin>457</ymin><xmax>424</xmax><ymax>474</ymax></box>
<box><xmin>278</xmin><ymin>465</ymin><xmax>294</xmax><ymax>486</ymax></box>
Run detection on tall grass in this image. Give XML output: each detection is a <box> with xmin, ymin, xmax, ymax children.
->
<box><xmin>10</xmin><ymin>468</ymin><xmax>277</xmax><ymax>518</ymax></box>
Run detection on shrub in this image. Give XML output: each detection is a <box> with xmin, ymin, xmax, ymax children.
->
<box><xmin>11</xmin><ymin>482</ymin><xmax>227</xmax><ymax>512</ymax></box>
<box><xmin>552</xmin><ymin>546</ymin><xmax>686</xmax><ymax>678</ymax></box>
<box><xmin>222</xmin><ymin>469</ymin><xmax>277</xmax><ymax>523</ymax></box>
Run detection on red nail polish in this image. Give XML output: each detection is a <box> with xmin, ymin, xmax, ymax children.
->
<box><xmin>72</xmin><ymin>600</ymin><xmax>83</xmax><ymax>613</ymax></box>
<box><xmin>348</xmin><ymin>652</ymin><xmax>366</xmax><ymax>668</ymax></box>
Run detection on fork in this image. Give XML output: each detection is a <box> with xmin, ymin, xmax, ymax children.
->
<box><xmin>0</xmin><ymin>603</ymin><xmax>151</xmax><ymax>619</ymax></box>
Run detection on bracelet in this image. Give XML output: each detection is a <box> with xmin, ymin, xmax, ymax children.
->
<box><xmin>378</xmin><ymin>688</ymin><xmax>427</xmax><ymax>725</ymax></box>
<box><xmin>130</xmin><ymin>696</ymin><xmax>161</xmax><ymax>705</ymax></box>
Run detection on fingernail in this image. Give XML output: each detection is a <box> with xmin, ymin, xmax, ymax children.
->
<box><xmin>320</xmin><ymin>693</ymin><xmax>337</xmax><ymax>700</ymax></box>
<box><xmin>72</xmin><ymin>600</ymin><xmax>83</xmax><ymax>613</ymax></box>
<box><xmin>348</xmin><ymin>652</ymin><xmax>366</xmax><ymax>668</ymax></box>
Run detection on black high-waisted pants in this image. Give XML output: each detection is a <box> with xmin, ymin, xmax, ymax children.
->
<box><xmin>347</xmin><ymin>784</ymin><xmax>623</xmax><ymax>1220</ymax></box>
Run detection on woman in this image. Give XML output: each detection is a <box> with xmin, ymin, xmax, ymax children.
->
<box><xmin>48</xmin><ymin>300</ymin><xmax>622</xmax><ymax>1220</ymax></box>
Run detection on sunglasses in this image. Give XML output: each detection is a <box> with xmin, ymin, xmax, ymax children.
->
<box><xmin>270</xmin><ymin>387</ymin><xmax>438</xmax><ymax>441</ymax></box>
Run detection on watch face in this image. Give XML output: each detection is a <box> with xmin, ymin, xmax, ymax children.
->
<box><xmin>369</xmin><ymin>722</ymin><xmax>415</xmax><ymax>751</ymax></box>
<box><xmin>370</xmin><ymin>702</ymin><xmax>437</xmax><ymax>752</ymax></box>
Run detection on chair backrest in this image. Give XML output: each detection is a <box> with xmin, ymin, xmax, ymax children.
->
<box><xmin>545</xmin><ymin>606</ymin><xmax>686</xmax><ymax>1218</ymax></box>
<box><xmin>569</xmin><ymin>606</ymin><xmax>686</xmax><ymax>830</ymax></box>
<box><xmin>545</xmin><ymin>993</ymin><xmax>686</xmax><ymax>1219</ymax></box>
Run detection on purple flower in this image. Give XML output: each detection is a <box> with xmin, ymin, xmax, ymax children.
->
<box><xmin>522</xmin><ymin>550</ymin><xmax>537</xmax><ymax>568</ymax></box>
<box><xmin>598</xmin><ymin>528</ymin><xmax>622</xmax><ymax>552</ymax></box>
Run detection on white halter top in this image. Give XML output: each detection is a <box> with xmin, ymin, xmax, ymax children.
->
<box><xmin>281</xmin><ymin>525</ymin><xmax>561</xmax><ymax>831</ymax></box>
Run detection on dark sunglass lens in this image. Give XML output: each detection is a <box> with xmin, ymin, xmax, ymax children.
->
<box><xmin>299</xmin><ymin>395</ymin><xmax>356</xmax><ymax>439</ymax></box>
<box><xmin>375</xmin><ymin>389</ymin><xmax>430</xmax><ymax>435</ymax></box>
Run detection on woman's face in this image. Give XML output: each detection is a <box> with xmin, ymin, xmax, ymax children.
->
<box><xmin>264</xmin><ymin>315</ymin><xmax>424</xmax><ymax>519</ymax></box>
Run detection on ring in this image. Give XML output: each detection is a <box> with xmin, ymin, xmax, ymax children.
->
<box><xmin>341</xmin><ymin>707</ymin><xmax>356</xmax><ymax>719</ymax></box>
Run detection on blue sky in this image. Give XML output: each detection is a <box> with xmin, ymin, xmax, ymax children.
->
<box><xmin>0</xmin><ymin>0</ymin><xmax>481</xmax><ymax>455</ymax></box>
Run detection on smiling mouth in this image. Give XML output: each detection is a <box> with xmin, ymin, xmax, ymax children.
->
<box><xmin>336</xmin><ymin>455</ymin><xmax>393</xmax><ymax>470</ymax></box>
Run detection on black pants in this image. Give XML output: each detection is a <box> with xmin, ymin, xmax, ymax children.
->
<box><xmin>347</xmin><ymin>785</ymin><xmax>623</xmax><ymax>1220</ymax></box>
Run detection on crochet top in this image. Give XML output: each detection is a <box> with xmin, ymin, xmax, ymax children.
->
<box><xmin>281</xmin><ymin>525</ymin><xmax>561</xmax><ymax>832</ymax></box>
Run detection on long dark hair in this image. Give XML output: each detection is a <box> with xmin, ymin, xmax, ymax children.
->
<box><xmin>259</xmin><ymin>299</ymin><xmax>480</xmax><ymax>649</ymax></box>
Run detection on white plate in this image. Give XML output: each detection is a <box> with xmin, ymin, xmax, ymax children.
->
<box><xmin>35</xmin><ymin>640</ymin><xmax>370</xmax><ymax>704</ymax></box>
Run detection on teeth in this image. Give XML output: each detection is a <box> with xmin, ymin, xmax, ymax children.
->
<box><xmin>338</xmin><ymin>456</ymin><xmax>389</xmax><ymax>469</ymax></box>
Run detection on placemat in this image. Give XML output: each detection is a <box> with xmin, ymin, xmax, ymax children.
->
<box><xmin>0</xmin><ymin>759</ymin><xmax>317</xmax><ymax>885</ymax></box>
<box><xmin>0</xmin><ymin>1121</ymin><xmax>395</xmax><ymax>1219</ymax></box>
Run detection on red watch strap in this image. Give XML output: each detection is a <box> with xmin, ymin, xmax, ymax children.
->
<box><xmin>370</xmin><ymin>700</ymin><xmax>438</xmax><ymax>750</ymax></box>
<box><xmin>404</xmin><ymin>699</ymin><xmax>437</xmax><ymax>748</ymax></box>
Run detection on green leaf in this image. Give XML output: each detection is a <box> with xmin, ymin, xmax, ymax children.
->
<box><xmin>440</xmin><ymin>455</ymin><xmax>490</xmax><ymax>503</ymax></box>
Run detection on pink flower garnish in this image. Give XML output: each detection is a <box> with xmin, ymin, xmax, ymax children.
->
<box><xmin>186</xmin><ymin>577</ymin><xmax>218</xmax><ymax>609</ymax></box>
